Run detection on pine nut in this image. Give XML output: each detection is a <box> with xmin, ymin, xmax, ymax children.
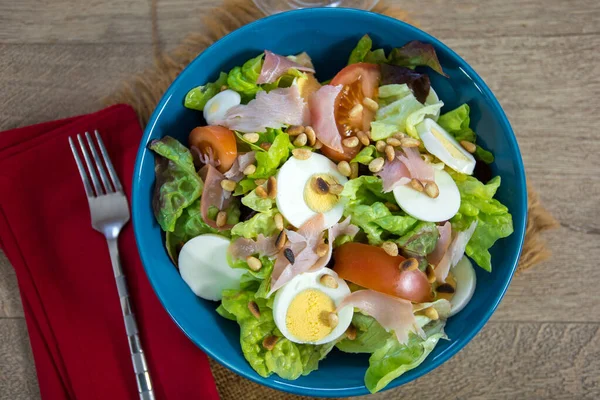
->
<box><xmin>349</xmin><ymin>104</ymin><xmax>363</xmax><ymax>119</ymax></box>
<box><xmin>216</xmin><ymin>211</ymin><xmax>227</xmax><ymax>227</ymax></box>
<box><xmin>346</xmin><ymin>324</ymin><xmax>357</xmax><ymax>340</ymax></box>
<box><xmin>409</xmin><ymin>178</ymin><xmax>425</xmax><ymax>192</ymax></box>
<box><xmin>385</xmin><ymin>145</ymin><xmax>395</xmax><ymax>162</ymax></box>
<box><xmin>363</xmin><ymin>97</ymin><xmax>379</xmax><ymax>112</ymax></box>
<box><xmin>305</xmin><ymin>126</ymin><xmax>317</xmax><ymax>146</ymax></box>
<box><xmin>255</xmin><ymin>186</ymin><xmax>268</xmax><ymax>198</ymax></box>
<box><xmin>401</xmin><ymin>137</ymin><xmax>421</xmax><ymax>148</ymax></box>
<box><xmin>399</xmin><ymin>258</ymin><xmax>419</xmax><ymax>272</ymax></box>
<box><xmin>312</xmin><ymin>177</ymin><xmax>330</xmax><ymax>194</ymax></box>
<box><xmin>385</xmin><ymin>201</ymin><xmax>400</xmax><ymax>211</ymax></box>
<box><xmin>248</xmin><ymin>301</ymin><xmax>260</xmax><ymax>319</ymax></box>
<box><xmin>329</xmin><ymin>183</ymin><xmax>344</xmax><ymax>195</ymax></box>
<box><xmin>375</xmin><ymin>140</ymin><xmax>387</xmax><ymax>153</ymax></box>
<box><xmin>337</xmin><ymin>161</ymin><xmax>352</xmax><ymax>177</ymax></box>
<box><xmin>386</xmin><ymin>137</ymin><xmax>402</xmax><ymax>147</ymax></box>
<box><xmin>350</xmin><ymin>162</ymin><xmax>359</xmax><ymax>179</ymax></box>
<box><xmin>243</xmin><ymin>133</ymin><xmax>259</xmax><ymax>143</ymax></box>
<box><xmin>421</xmin><ymin>154</ymin><xmax>434</xmax><ymax>163</ymax></box>
<box><xmin>220</xmin><ymin>85</ymin><xmax>228</xmax><ymax>92</ymax></box>
<box><xmin>319</xmin><ymin>273</ymin><xmax>338</xmax><ymax>288</ymax></box>
<box><xmin>424</xmin><ymin>181</ymin><xmax>440</xmax><ymax>198</ymax></box>
<box><xmin>243</xmin><ymin>164</ymin><xmax>256</xmax><ymax>175</ymax></box>
<box><xmin>292</xmin><ymin>148</ymin><xmax>311</xmax><ymax>160</ymax></box>
<box><xmin>262</xmin><ymin>335</ymin><xmax>279</xmax><ymax>350</ymax></box>
<box><xmin>275</xmin><ymin>230</ymin><xmax>287</xmax><ymax>249</ymax></box>
<box><xmin>436</xmin><ymin>283</ymin><xmax>455</xmax><ymax>294</ymax></box>
<box><xmin>393</xmin><ymin>132</ymin><xmax>407</xmax><ymax>140</ymax></box>
<box><xmin>220</xmin><ymin>179</ymin><xmax>237</xmax><ymax>192</ymax></box>
<box><xmin>357</xmin><ymin>131</ymin><xmax>370</xmax><ymax>146</ymax></box>
<box><xmin>314</xmin><ymin>139</ymin><xmax>323</xmax><ymax>149</ymax></box>
<box><xmin>342</xmin><ymin>136</ymin><xmax>360</xmax><ymax>148</ymax></box>
<box><xmin>426</xmin><ymin>265</ymin><xmax>436</xmax><ymax>283</ymax></box>
<box><xmin>287</xmin><ymin>125</ymin><xmax>305</xmax><ymax>136</ymax></box>
<box><xmin>424</xmin><ymin>307</ymin><xmax>439</xmax><ymax>321</ymax></box>
<box><xmin>293</xmin><ymin>133</ymin><xmax>308</xmax><ymax>147</ymax></box>
<box><xmin>246</xmin><ymin>256</ymin><xmax>262</xmax><ymax>271</ymax></box>
<box><xmin>368</xmin><ymin>157</ymin><xmax>385</xmax><ymax>173</ymax></box>
<box><xmin>381</xmin><ymin>241</ymin><xmax>399</xmax><ymax>257</ymax></box>
<box><xmin>267</xmin><ymin>176</ymin><xmax>277</xmax><ymax>199</ymax></box>
<box><xmin>327</xmin><ymin>312</ymin><xmax>339</xmax><ymax>328</ymax></box>
<box><xmin>254</xmin><ymin>178</ymin><xmax>266</xmax><ymax>186</ymax></box>
<box><xmin>274</xmin><ymin>213</ymin><xmax>284</xmax><ymax>231</ymax></box>
<box><xmin>460</xmin><ymin>140</ymin><xmax>476</xmax><ymax>153</ymax></box>
<box><xmin>316</xmin><ymin>242</ymin><xmax>329</xmax><ymax>258</ymax></box>
<box><xmin>260</xmin><ymin>142</ymin><xmax>271</xmax><ymax>151</ymax></box>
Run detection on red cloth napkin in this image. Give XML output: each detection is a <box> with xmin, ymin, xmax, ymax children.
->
<box><xmin>0</xmin><ymin>105</ymin><xmax>220</xmax><ymax>400</ymax></box>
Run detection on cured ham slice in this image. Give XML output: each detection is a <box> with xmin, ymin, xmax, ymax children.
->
<box><xmin>434</xmin><ymin>221</ymin><xmax>478</xmax><ymax>283</ymax></box>
<box><xmin>377</xmin><ymin>154</ymin><xmax>411</xmax><ymax>192</ymax></box>
<box><xmin>427</xmin><ymin>222</ymin><xmax>452</xmax><ymax>266</ymax></box>
<box><xmin>397</xmin><ymin>147</ymin><xmax>435</xmax><ymax>183</ymax></box>
<box><xmin>378</xmin><ymin>147</ymin><xmax>435</xmax><ymax>192</ymax></box>
<box><xmin>257</xmin><ymin>50</ymin><xmax>315</xmax><ymax>84</ymax></box>
<box><xmin>199</xmin><ymin>164</ymin><xmax>234</xmax><ymax>230</ymax></box>
<box><xmin>337</xmin><ymin>290</ymin><xmax>424</xmax><ymax>345</ymax></box>
<box><xmin>228</xmin><ymin>234</ymin><xmax>278</xmax><ymax>260</ymax></box>
<box><xmin>224</xmin><ymin>151</ymin><xmax>256</xmax><ymax>182</ymax></box>
<box><xmin>308</xmin><ymin>85</ymin><xmax>344</xmax><ymax>152</ymax></box>
<box><xmin>218</xmin><ymin>85</ymin><xmax>309</xmax><ymax>133</ymax></box>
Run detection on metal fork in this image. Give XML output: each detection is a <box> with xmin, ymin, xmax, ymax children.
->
<box><xmin>69</xmin><ymin>131</ymin><xmax>155</xmax><ymax>400</ymax></box>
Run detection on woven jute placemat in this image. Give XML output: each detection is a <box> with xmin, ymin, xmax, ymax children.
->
<box><xmin>104</xmin><ymin>1</ymin><xmax>558</xmax><ymax>398</ymax></box>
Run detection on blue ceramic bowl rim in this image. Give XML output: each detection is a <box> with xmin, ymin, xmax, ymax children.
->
<box><xmin>132</xmin><ymin>7</ymin><xmax>527</xmax><ymax>397</ymax></box>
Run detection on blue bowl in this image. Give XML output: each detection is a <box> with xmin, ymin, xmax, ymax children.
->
<box><xmin>132</xmin><ymin>8</ymin><xmax>527</xmax><ymax>397</ymax></box>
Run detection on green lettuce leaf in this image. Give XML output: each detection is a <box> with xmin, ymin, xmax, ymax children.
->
<box><xmin>350</xmin><ymin>145</ymin><xmax>377</xmax><ymax>165</ymax></box>
<box><xmin>241</xmin><ymin>186</ymin><xmax>275</xmax><ymax>213</ymax></box>
<box><xmin>336</xmin><ymin>313</ymin><xmax>392</xmax><ymax>354</ymax></box>
<box><xmin>396</xmin><ymin>221</ymin><xmax>439</xmax><ymax>257</ymax></box>
<box><xmin>216</xmin><ymin>304</ymin><xmax>237</xmax><ymax>321</ymax></box>
<box><xmin>364</xmin><ymin>321</ymin><xmax>447</xmax><ymax>393</ymax></box>
<box><xmin>364</xmin><ymin>48</ymin><xmax>387</xmax><ymax>64</ymax></box>
<box><xmin>387</xmin><ymin>41</ymin><xmax>447</xmax><ymax>77</ymax></box>
<box><xmin>235</xmin><ymin>128</ymin><xmax>278</xmax><ymax>153</ymax></box>
<box><xmin>449</xmin><ymin>173</ymin><xmax>514</xmax><ymax>271</ymax></box>
<box><xmin>184</xmin><ymin>72</ymin><xmax>228</xmax><ymax>111</ymax></box>
<box><xmin>348</xmin><ymin>34</ymin><xmax>373</xmax><ymax>64</ymax></box>
<box><xmin>150</xmin><ymin>136</ymin><xmax>203</xmax><ymax>232</ymax></box>
<box><xmin>231</xmin><ymin>208</ymin><xmax>279</xmax><ymax>239</ymax></box>
<box><xmin>227</xmin><ymin>54</ymin><xmax>264</xmax><ymax>101</ymax></box>
<box><xmin>233</xmin><ymin>178</ymin><xmax>257</xmax><ymax>196</ymax></box>
<box><xmin>249</xmin><ymin>131</ymin><xmax>291</xmax><ymax>179</ymax></box>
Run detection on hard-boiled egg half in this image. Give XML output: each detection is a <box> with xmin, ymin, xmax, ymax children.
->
<box><xmin>273</xmin><ymin>269</ymin><xmax>353</xmax><ymax>345</ymax></box>
<box><xmin>393</xmin><ymin>168</ymin><xmax>460</xmax><ymax>222</ymax></box>
<box><xmin>416</xmin><ymin>118</ymin><xmax>476</xmax><ymax>175</ymax></box>
<box><xmin>203</xmin><ymin>89</ymin><xmax>241</xmax><ymax>126</ymax></box>
<box><xmin>276</xmin><ymin>152</ymin><xmax>347</xmax><ymax>229</ymax></box>
<box><xmin>178</xmin><ymin>234</ymin><xmax>245</xmax><ymax>301</ymax></box>
<box><xmin>437</xmin><ymin>256</ymin><xmax>477</xmax><ymax>316</ymax></box>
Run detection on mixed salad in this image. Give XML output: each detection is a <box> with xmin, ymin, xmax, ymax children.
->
<box><xmin>150</xmin><ymin>35</ymin><xmax>513</xmax><ymax>393</ymax></box>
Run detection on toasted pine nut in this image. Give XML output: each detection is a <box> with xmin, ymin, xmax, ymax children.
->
<box><xmin>292</xmin><ymin>148</ymin><xmax>311</xmax><ymax>160</ymax></box>
<box><xmin>275</xmin><ymin>230</ymin><xmax>287</xmax><ymax>249</ymax></box>
<box><xmin>254</xmin><ymin>178</ymin><xmax>266</xmax><ymax>186</ymax></box>
<box><xmin>349</xmin><ymin>104</ymin><xmax>363</xmax><ymax>119</ymax></box>
<box><xmin>267</xmin><ymin>176</ymin><xmax>277</xmax><ymax>199</ymax></box>
<box><xmin>220</xmin><ymin>179</ymin><xmax>237</xmax><ymax>192</ymax></box>
<box><xmin>363</xmin><ymin>97</ymin><xmax>379</xmax><ymax>112</ymax></box>
<box><xmin>287</xmin><ymin>125</ymin><xmax>305</xmax><ymax>136</ymax></box>
<box><xmin>426</xmin><ymin>265</ymin><xmax>436</xmax><ymax>283</ymax></box>
<box><xmin>385</xmin><ymin>145</ymin><xmax>395</xmax><ymax>162</ymax></box>
<box><xmin>381</xmin><ymin>241</ymin><xmax>399</xmax><ymax>257</ymax></box>
<box><xmin>329</xmin><ymin>183</ymin><xmax>344</xmax><ymax>195</ymax></box>
<box><xmin>243</xmin><ymin>164</ymin><xmax>256</xmax><ymax>175</ymax></box>
<box><xmin>260</xmin><ymin>142</ymin><xmax>271</xmax><ymax>151</ymax></box>
<box><xmin>319</xmin><ymin>273</ymin><xmax>338</xmax><ymax>288</ymax></box>
<box><xmin>385</xmin><ymin>201</ymin><xmax>400</xmax><ymax>211</ymax></box>
<box><xmin>327</xmin><ymin>312</ymin><xmax>339</xmax><ymax>328</ymax></box>
<box><xmin>386</xmin><ymin>137</ymin><xmax>402</xmax><ymax>147</ymax></box>
<box><xmin>246</xmin><ymin>256</ymin><xmax>262</xmax><ymax>271</ymax></box>
<box><xmin>393</xmin><ymin>132</ymin><xmax>407</xmax><ymax>140</ymax></box>
<box><xmin>346</xmin><ymin>324</ymin><xmax>357</xmax><ymax>340</ymax></box>
<box><xmin>350</xmin><ymin>162</ymin><xmax>359</xmax><ymax>179</ymax></box>
<box><xmin>293</xmin><ymin>133</ymin><xmax>308</xmax><ymax>147</ymax></box>
<box><xmin>375</xmin><ymin>140</ymin><xmax>387</xmax><ymax>153</ymax></box>
<box><xmin>436</xmin><ymin>283</ymin><xmax>455</xmax><ymax>294</ymax></box>
<box><xmin>337</xmin><ymin>161</ymin><xmax>352</xmax><ymax>177</ymax></box>
<box><xmin>399</xmin><ymin>258</ymin><xmax>419</xmax><ymax>272</ymax></box>
<box><xmin>424</xmin><ymin>307</ymin><xmax>439</xmax><ymax>321</ymax></box>
<box><xmin>421</xmin><ymin>154</ymin><xmax>434</xmax><ymax>163</ymax></box>
<box><xmin>401</xmin><ymin>137</ymin><xmax>421</xmax><ymax>148</ymax></box>
<box><xmin>255</xmin><ymin>186</ymin><xmax>268</xmax><ymax>198</ymax></box>
<box><xmin>409</xmin><ymin>178</ymin><xmax>425</xmax><ymax>192</ymax></box>
<box><xmin>316</xmin><ymin>242</ymin><xmax>329</xmax><ymax>258</ymax></box>
<box><xmin>357</xmin><ymin>131</ymin><xmax>370</xmax><ymax>146</ymax></box>
<box><xmin>274</xmin><ymin>213</ymin><xmax>284</xmax><ymax>231</ymax></box>
<box><xmin>248</xmin><ymin>301</ymin><xmax>260</xmax><ymax>319</ymax></box>
<box><xmin>220</xmin><ymin>85</ymin><xmax>228</xmax><ymax>92</ymax></box>
<box><xmin>368</xmin><ymin>157</ymin><xmax>385</xmax><ymax>173</ymax></box>
<box><xmin>460</xmin><ymin>140</ymin><xmax>477</xmax><ymax>153</ymax></box>
<box><xmin>424</xmin><ymin>181</ymin><xmax>440</xmax><ymax>198</ymax></box>
<box><xmin>314</xmin><ymin>139</ymin><xmax>323</xmax><ymax>149</ymax></box>
<box><xmin>312</xmin><ymin>177</ymin><xmax>330</xmax><ymax>194</ymax></box>
<box><xmin>342</xmin><ymin>136</ymin><xmax>360</xmax><ymax>148</ymax></box>
<box><xmin>262</xmin><ymin>335</ymin><xmax>279</xmax><ymax>350</ymax></box>
<box><xmin>243</xmin><ymin>133</ymin><xmax>260</xmax><ymax>143</ymax></box>
<box><xmin>305</xmin><ymin>126</ymin><xmax>317</xmax><ymax>146</ymax></box>
<box><xmin>216</xmin><ymin>211</ymin><xmax>227</xmax><ymax>227</ymax></box>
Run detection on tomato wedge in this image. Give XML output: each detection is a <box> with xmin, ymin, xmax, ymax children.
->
<box><xmin>333</xmin><ymin>242</ymin><xmax>433</xmax><ymax>303</ymax></box>
<box><xmin>189</xmin><ymin>126</ymin><xmax>237</xmax><ymax>173</ymax></box>
<box><xmin>321</xmin><ymin>63</ymin><xmax>381</xmax><ymax>162</ymax></box>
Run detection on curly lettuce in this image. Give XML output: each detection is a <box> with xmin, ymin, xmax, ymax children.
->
<box><xmin>184</xmin><ymin>72</ymin><xmax>228</xmax><ymax>111</ymax></box>
<box><xmin>248</xmin><ymin>130</ymin><xmax>292</xmax><ymax>179</ymax></box>
<box><xmin>231</xmin><ymin>208</ymin><xmax>279</xmax><ymax>239</ymax></box>
<box><xmin>438</xmin><ymin>104</ymin><xmax>494</xmax><ymax>163</ymax></box>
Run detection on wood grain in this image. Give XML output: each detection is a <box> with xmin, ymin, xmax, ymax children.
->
<box><xmin>0</xmin><ymin>0</ymin><xmax>599</xmax><ymax>398</ymax></box>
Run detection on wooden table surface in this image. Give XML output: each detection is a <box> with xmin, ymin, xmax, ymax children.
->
<box><xmin>1</xmin><ymin>0</ymin><xmax>599</xmax><ymax>398</ymax></box>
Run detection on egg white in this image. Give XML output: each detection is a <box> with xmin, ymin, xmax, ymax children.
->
<box><xmin>273</xmin><ymin>269</ymin><xmax>353</xmax><ymax>345</ymax></box>
<box><xmin>276</xmin><ymin>152</ymin><xmax>347</xmax><ymax>229</ymax></box>
<box><xmin>393</xmin><ymin>168</ymin><xmax>460</xmax><ymax>222</ymax></box>
<box><xmin>178</xmin><ymin>234</ymin><xmax>245</xmax><ymax>301</ymax></box>
<box><xmin>449</xmin><ymin>256</ymin><xmax>477</xmax><ymax>316</ymax></box>
<box><xmin>203</xmin><ymin>89</ymin><xmax>241</xmax><ymax>126</ymax></box>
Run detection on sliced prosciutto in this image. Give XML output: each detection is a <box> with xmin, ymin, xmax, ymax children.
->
<box><xmin>428</xmin><ymin>222</ymin><xmax>452</xmax><ymax>266</ymax></box>
<box><xmin>257</xmin><ymin>50</ymin><xmax>315</xmax><ymax>85</ymax></box>
<box><xmin>224</xmin><ymin>151</ymin><xmax>256</xmax><ymax>182</ymax></box>
<box><xmin>228</xmin><ymin>234</ymin><xmax>278</xmax><ymax>260</ymax></box>
<box><xmin>378</xmin><ymin>147</ymin><xmax>435</xmax><ymax>192</ymax></box>
<box><xmin>377</xmin><ymin>154</ymin><xmax>411</xmax><ymax>192</ymax></box>
<box><xmin>310</xmin><ymin>216</ymin><xmax>360</xmax><ymax>271</ymax></box>
<box><xmin>218</xmin><ymin>85</ymin><xmax>309</xmax><ymax>133</ymax></box>
<box><xmin>309</xmin><ymin>85</ymin><xmax>344</xmax><ymax>152</ymax></box>
<box><xmin>397</xmin><ymin>146</ymin><xmax>435</xmax><ymax>183</ymax></box>
<box><xmin>435</xmin><ymin>221</ymin><xmax>478</xmax><ymax>283</ymax></box>
<box><xmin>199</xmin><ymin>164</ymin><xmax>234</xmax><ymax>230</ymax></box>
<box><xmin>337</xmin><ymin>290</ymin><xmax>424</xmax><ymax>345</ymax></box>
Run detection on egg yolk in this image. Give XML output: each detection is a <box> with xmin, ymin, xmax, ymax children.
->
<box><xmin>431</xmin><ymin>127</ymin><xmax>470</xmax><ymax>161</ymax></box>
<box><xmin>303</xmin><ymin>174</ymin><xmax>340</xmax><ymax>213</ymax></box>
<box><xmin>286</xmin><ymin>289</ymin><xmax>335</xmax><ymax>342</ymax></box>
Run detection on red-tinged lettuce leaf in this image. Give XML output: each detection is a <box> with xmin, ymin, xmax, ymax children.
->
<box><xmin>380</xmin><ymin>64</ymin><xmax>431</xmax><ymax>104</ymax></box>
<box><xmin>387</xmin><ymin>41</ymin><xmax>448</xmax><ymax>77</ymax></box>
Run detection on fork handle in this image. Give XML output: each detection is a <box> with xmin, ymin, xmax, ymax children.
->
<box><xmin>107</xmin><ymin>239</ymin><xmax>155</xmax><ymax>400</ymax></box>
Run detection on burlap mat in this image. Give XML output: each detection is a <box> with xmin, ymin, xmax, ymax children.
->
<box><xmin>104</xmin><ymin>1</ymin><xmax>558</xmax><ymax>398</ymax></box>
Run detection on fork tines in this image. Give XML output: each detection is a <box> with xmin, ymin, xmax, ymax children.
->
<box><xmin>69</xmin><ymin>131</ymin><xmax>123</xmax><ymax>198</ymax></box>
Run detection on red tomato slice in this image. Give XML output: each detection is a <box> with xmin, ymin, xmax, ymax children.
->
<box><xmin>189</xmin><ymin>126</ymin><xmax>237</xmax><ymax>173</ymax></box>
<box><xmin>321</xmin><ymin>63</ymin><xmax>381</xmax><ymax>162</ymax></box>
<box><xmin>333</xmin><ymin>242</ymin><xmax>433</xmax><ymax>303</ymax></box>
